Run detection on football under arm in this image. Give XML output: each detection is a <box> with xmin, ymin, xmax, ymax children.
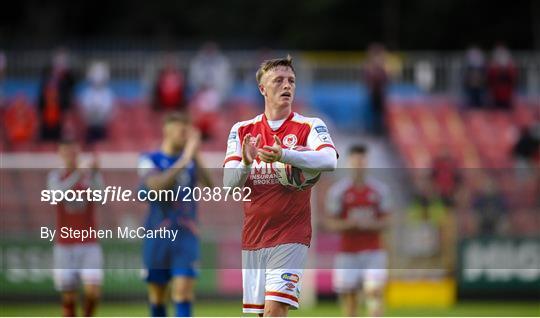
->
<box><xmin>280</xmin><ymin>147</ymin><xmax>337</xmax><ymax>171</ymax></box>
<box><xmin>223</xmin><ymin>160</ymin><xmax>251</xmax><ymax>188</ymax></box>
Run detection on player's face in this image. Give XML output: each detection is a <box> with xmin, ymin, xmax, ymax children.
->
<box><xmin>260</xmin><ymin>66</ymin><xmax>295</xmax><ymax>108</ymax></box>
<box><xmin>164</xmin><ymin>121</ymin><xmax>189</xmax><ymax>148</ymax></box>
<box><xmin>348</xmin><ymin>152</ymin><xmax>367</xmax><ymax>169</ymax></box>
<box><xmin>58</xmin><ymin>144</ymin><xmax>79</xmax><ymax>168</ymax></box>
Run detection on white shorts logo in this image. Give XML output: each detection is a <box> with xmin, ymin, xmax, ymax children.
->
<box><xmin>282</xmin><ymin>134</ymin><xmax>298</xmax><ymax>148</ymax></box>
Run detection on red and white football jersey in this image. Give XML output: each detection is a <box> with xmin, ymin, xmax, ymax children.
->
<box><xmin>326</xmin><ymin>178</ymin><xmax>390</xmax><ymax>252</ymax></box>
<box><xmin>224</xmin><ymin>112</ymin><xmax>337</xmax><ymax>250</ymax></box>
<box><xmin>47</xmin><ymin>170</ymin><xmax>100</xmax><ymax>245</ymax></box>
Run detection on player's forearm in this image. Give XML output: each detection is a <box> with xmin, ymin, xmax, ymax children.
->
<box><xmin>325</xmin><ymin>218</ymin><xmax>358</xmax><ymax>232</ymax></box>
<box><xmin>223</xmin><ymin>160</ymin><xmax>251</xmax><ymax>188</ymax></box>
<box><xmin>280</xmin><ymin>147</ymin><xmax>337</xmax><ymax>171</ymax></box>
<box><xmin>358</xmin><ymin>218</ymin><xmax>389</xmax><ymax>231</ymax></box>
<box><xmin>375</xmin><ymin>217</ymin><xmax>390</xmax><ymax>230</ymax></box>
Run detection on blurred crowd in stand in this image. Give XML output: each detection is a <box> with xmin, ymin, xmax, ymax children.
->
<box><xmin>463</xmin><ymin>44</ymin><xmax>519</xmax><ymax>110</ymax></box>
<box><xmin>1</xmin><ymin>42</ymin><xmax>236</xmax><ymax>150</ymax></box>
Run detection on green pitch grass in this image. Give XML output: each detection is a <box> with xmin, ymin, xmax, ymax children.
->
<box><xmin>1</xmin><ymin>300</ymin><xmax>539</xmax><ymax>317</ymax></box>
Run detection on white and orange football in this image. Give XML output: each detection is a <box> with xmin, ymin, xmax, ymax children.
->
<box><xmin>275</xmin><ymin>146</ymin><xmax>321</xmax><ymax>191</ymax></box>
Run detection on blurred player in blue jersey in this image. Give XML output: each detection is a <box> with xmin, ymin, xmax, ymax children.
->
<box><xmin>138</xmin><ymin>112</ymin><xmax>213</xmax><ymax>317</ymax></box>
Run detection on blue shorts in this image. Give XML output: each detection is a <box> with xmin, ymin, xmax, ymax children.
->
<box><xmin>144</xmin><ymin>268</ymin><xmax>198</xmax><ymax>285</ymax></box>
<box><xmin>142</xmin><ymin>233</ymin><xmax>199</xmax><ymax>284</ymax></box>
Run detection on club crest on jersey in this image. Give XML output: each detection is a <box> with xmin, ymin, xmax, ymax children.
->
<box><xmin>282</xmin><ymin>134</ymin><xmax>298</xmax><ymax>148</ymax></box>
<box><xmin>281</xmin><ymin>273</ymin><xmax>299</xmax><ymax>283</ymax></box>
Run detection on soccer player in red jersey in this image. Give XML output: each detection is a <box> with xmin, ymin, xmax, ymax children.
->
<box><xmin>47</xmin><ymin>139</ymin><xmax>104</xmax><ymax>317</ymax></box>
<box><xmin>223</xmin><ymin>56</ymin><xmax>338</xmax><ymax>316</ymax></box>
<box><xmin>325</xmin><ymin>145</ymin><xmax>390</xmax><ymax>317</ymax></box>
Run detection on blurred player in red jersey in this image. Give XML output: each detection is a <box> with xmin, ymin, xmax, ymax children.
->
<box><xmin>223</xmin><ymin>56</ymin><xmax>338</xmax><ymax>316</ymax></box>
<box><xmin>47</xmin><ymin>139</ymin><xmax>104</xmax><ymax>317</ymax></box>
<box><xmin>325</xmin><ymin>145</ymin><xmax>390</xmax><ymax>317</ymax></box>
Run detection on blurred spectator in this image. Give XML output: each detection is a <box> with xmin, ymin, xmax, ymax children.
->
<box><xmin>37</xmin><ymin>48</ymin><xmax>77</xmax><ymax>141</ymax></box>
<box><xmin>414</xmin><ymin>60</ymin><xmax>435</xmax><ymax>92</ymax></box>
<box><xmin>463</xmin><ymin>46</ymin><xmax>486</xmax><ymax>108</ymax></box>
<box><xmin>189</xmin><ymin>42</ymin><xmax>232</xmax><ymax>105</ymax></box>
<box><xmin>512</xmin><ymin>123</ymin><xmax>540</xmax><ymax>168</ymax></box>
<box><xmin>0</xmin><ymin>51</ymin><xmax>5</xmax><ymax>78</ymax></box>
<box><xmin>431</xmin><ymin>148</ymin><xmax>461</xmax><ymax>207</ymax></box>
<box><xmin>363</xmin><ymin>43</ymin><xmax>389</xmax><ymax>135</ymax></box>
<box><xmin>153</xmin><ymin>54</ymin><xmax>186</xmax><ymax>111</ymax></box>
<box><xmin>3</xmin><ymin>95</ymin><xmax>37</xmax><ymax>148</ymax></box>
<box><xmin>79</xmin><ymin>61</ymin><xmax>115</xmax><ymax>146</ymax></box>
<box><xmin>188</xmin><ymin>86</ymin><xmax>221</xmax><ymax>141</ymax></box>
<box><xmin>472</xmin><ymin>176</ymin><xmax>509</xmax><ymax>235</ymax></box>
<box><xmin>487</xmin><ymin>44</ymin><xmax>517</xmax><ymax>110</ymax></box>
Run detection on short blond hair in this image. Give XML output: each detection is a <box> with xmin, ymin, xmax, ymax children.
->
<box><xmin>256</xmin><ymin>55</ymin><xmax>295</xmax><ymax>84</ymax></box>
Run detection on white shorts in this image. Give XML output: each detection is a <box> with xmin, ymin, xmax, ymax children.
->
<box><xmin>333</xmin><ymin>250</ymin><xmax>387</xmax><ymax>293</ymax></box>
<box><xmin>53</xmin><ymin>243</ymin><xmax>104</xmax><ymax>291</ymax></box>
<box><xmin>242</xmin><ymin>243</ymin><xmax>308</xmax><ymax>314</ymax></box>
